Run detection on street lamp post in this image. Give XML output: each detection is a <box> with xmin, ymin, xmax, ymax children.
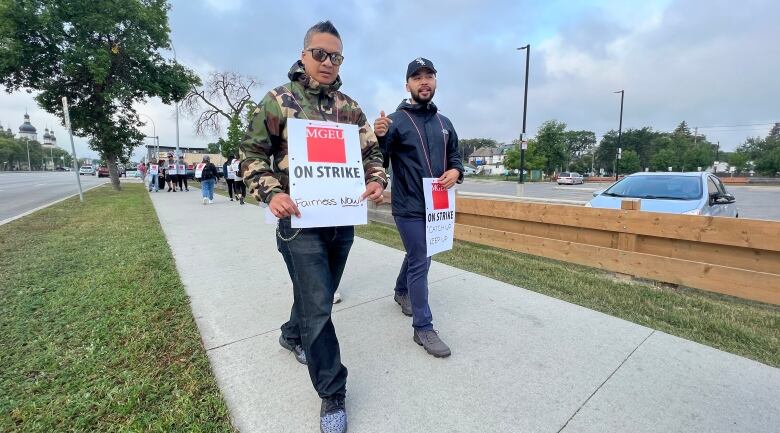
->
<box><xmin>171</xmin><ymin>43</ymin><xmax>181</xmax><ymax>158</ymax></box>
<box><xmin>25</xmin><ymin>137</ymin><xmax>31</xmax><ymax>171</ymax></box>
<box><xmin>614</xmin><ymin>90</ymin><xmax>624</xmax><ymax>181</ymax></box>
<box><xmin>138</xmin><ymin>113</ymin><xmax>157</xmax><ymax>162</ymax></box>
<box><xmin>517</xmin><ymin>44</ymin><xmax>530</xmax><ymax>184</ymax></box>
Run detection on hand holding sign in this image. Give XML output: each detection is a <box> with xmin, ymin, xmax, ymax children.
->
<box><xmin>438</xmin><ymin>168</ymin><xmax>460</xmax><ymax>189</ymax></box>
<box><xmin>373</xmin><ymin>111</ymin><xmax>392</xmax><ymax>137</ymax></box>
<box><xmin>269</xmin><ymin>193</ymin><xmax>301</xmax><ymax>219</ymax></box>
<box><xmin>360</xmin><ymin>181</ymin><xmax>384</xmax><ymax>204</ymax></box>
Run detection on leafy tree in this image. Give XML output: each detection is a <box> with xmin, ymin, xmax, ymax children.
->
<box><xmin>0</xmin><ymin>0</ymin><xmax>200</xmax><ymax>190</ymax></box>
<box><xmin>563</xmin><ymin>130</ymin><xmax>596</xmax><ymax>168</ymax></box>
<box><xmin>651</xmin><ymin>148</ymin><xmax>678</xmax><ymax>172</ymax></box>
<box><xmin>504</xmin><ymin>138</ymin><xmax>546</xmax><ymax>172</ymax></box>
<box><xmin>534</xmin><ymin>120</ymin><xmax>567</xmax><ymax>175</ymax></box>
<box><xmin>683</xmin><ymin>143</ymin><xmax>714</xmax><ymax>171</ymax></box>
<box><xmin>728</xmin><ymin>152</ymin><xmax>750</xmax><ymax>174</ymax></box>
<box><xmin>618</xmin><ymin>149</ymin><xmax>641</xmax><ymax>174</ymax></box>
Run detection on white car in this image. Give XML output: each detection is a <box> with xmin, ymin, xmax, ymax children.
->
<box><xmin>79</xmin><ymin>165</ymin><xmax>95</xmax><ymax>176</ymax></box>
<box><xmin>557</xmin><ymin>172</ymin><xmax>583</xmax><ymax>185</ymax></box>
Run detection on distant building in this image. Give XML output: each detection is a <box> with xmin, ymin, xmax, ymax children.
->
<box><xmin>145</xmin><ymin>144</ymin><xmax>223</xmax><ymax>166</ymax></box>
<box><xmin>469</xmin><ymin>147</ymin><xmax>506</xmax><ymax>175</ymax></box>
<box><xmin>18</xmin><ymin>112</ymin><xmax>37</xmax><ymax>141</ymax></box>
<box><xmin>42</xmin><ymin>127</ymin><xmax>57</xmax><ymax>149</ymax></box>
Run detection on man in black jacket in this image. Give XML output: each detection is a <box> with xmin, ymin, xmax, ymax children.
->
<box><xmin>375</xmin><ymin>57</ymin><xmax>463</xmax><ymax>358</ymax></box>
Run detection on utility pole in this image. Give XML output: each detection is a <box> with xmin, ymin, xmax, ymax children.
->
<box><xmin>517</xmin><ymin>44</ymin><xmax>530</xmax><ymax>184</ymax></box>
<box><xmin>25</xmin><ymin>137</ymin><xmax>31</xmax><ymax>171</ymax></box>
<box><xmin>614</xmin><ymin>90</ymin><xmax>624</xmax><ymax>181</ymax></box>
<box><xmin>694</xmin><ymin>126</ymin><xmax>698</xmax><ymax>144</ymax></box>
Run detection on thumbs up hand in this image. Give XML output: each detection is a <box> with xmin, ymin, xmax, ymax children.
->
<box><xmin>373</xmin><ymin>110</ymin><xmax>393</xmax><ymax>137</ymax></box>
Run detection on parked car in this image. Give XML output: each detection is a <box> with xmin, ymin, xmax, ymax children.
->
<box><xmin>463</xmin><ymin>166</ymin><xmax>477</xmax><ymax>176</ymax></box>
<box><xmin>79</xmin><ymin>165</ymin><xmax>95</xmax><ymax>176</ymax></box>
<box><xmin>126</xmin><ymin>168</ymin><xmax>139</xmax><ymax>178</ymax></box>
<box><xmin>557</xmin><ymin>172</ymin><xmax>584</xmax><ymax>185</ymax></box>
<box><xmin>97</xmin><ymin>166</ymin><xmax>110</xmax><ymax>177</ymax></box>
<box><xmin>586</xmin><ymin>172</ymin><xmax>738</xmax><ymax>217</ymax></box>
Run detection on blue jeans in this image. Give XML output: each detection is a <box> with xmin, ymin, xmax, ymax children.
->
<box><xmin>148</xmin><ymin>174</ymin><xmax>158</xmax><ymax>191</ymax></box>
<box><xmin>394</xmin><ymin>216</ymin><xmax>434</xmax><ymax>331</ymax></box>
<box><xmin>277</xmin><ymin>218</ymin><xmax>353</xmax><ymax>399</ymax></box>
<box><xmin>201</xmin><ymin>178</ymin><xmax>215</xmax><ymax>200</ymax></box>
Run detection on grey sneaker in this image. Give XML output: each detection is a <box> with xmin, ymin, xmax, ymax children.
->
<box><xmin>413</xmin><ymin>329</ymin><xmax>452</xmax><ymax>358</ymax></box>
<box><xmin>278</xmin><ymin>335</ymin><xmax>307</xmax><ymax>365</ymax></box>
<box><xmin>320</xmin><ymin>397</ymin><xmax>347</xmax><ymax>433</ymax></box>
<box><xmin>394</xmin><ymin>292</ymin><xmax>412</xmax><ymax>316</ymax></box>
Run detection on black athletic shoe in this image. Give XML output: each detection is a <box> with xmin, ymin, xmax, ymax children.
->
<box><xmin>278</xmin><ymin>335</ymin><xmax>307</xmax><ymax>365</ymax></box>
<box><xmin>320</xmin><ymin>397</ymin><xmax>347</xmax><ymax>433</ymax></box>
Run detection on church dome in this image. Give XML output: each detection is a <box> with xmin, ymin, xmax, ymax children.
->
<box><xmin>19</xmin><ymin>113</ymin><xmax>37</xmax><ymax>134</ymax></box>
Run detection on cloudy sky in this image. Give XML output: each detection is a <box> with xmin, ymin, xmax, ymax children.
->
<box><xmin>1</xmin><ymin>0</ymin><xmax>777</xmax><ymax>160</ymax></box>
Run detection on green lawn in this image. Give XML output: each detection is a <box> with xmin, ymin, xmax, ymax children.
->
<box><xmin>0</xmin><ymin>184</ymin><xmax>234</xmax><ymax>432</ymax></box>
<box><xmin>356</xmin><ymin>222</ymin><xmax>780</xmax><ymax>368</ymax></box>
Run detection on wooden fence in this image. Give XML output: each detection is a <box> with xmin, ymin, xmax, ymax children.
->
<box><xmin>453</xmin><ymin>197</ymin><xmax>780</xmax><ymax>305</ymax></box>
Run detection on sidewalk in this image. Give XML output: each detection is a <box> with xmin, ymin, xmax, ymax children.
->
<box><xmin>149</xmin><ymin>189</ymin><xmax>780</xmax><ymax>433</ymax></box>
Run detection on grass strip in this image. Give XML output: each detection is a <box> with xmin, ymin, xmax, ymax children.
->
<box><xmin>0</xmin><ymin>184</ymin><xmax>234</xmax><ymax>432</ymax></box>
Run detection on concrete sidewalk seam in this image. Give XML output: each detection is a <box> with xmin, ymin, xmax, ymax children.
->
<box><xmin>204</xmin><ymin>271</ymin><xmax>469</xmax><ymax>353</ymax></box>
<box><xmin>556</xmin><ymin>329</ymin><xmax>656</xmax><ymax>433</ymax></box>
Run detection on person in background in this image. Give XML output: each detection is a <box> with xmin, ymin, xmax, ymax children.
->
<box><xmin>166</xmin><ymin>154</ymin><xmax>177</xmax><ymax>192</ymax></box>
<box><xmin>147</xmin><ymin>160</ymin><xmax>158</xmax><ymax>192</ymax></box>
<box><xmin>199</xmin><ymin>155</ymin><xmax>218</xmax><ymax>204</ymax></box>
<box><xmin>223</xmin><ymin>155</ymin><xmax>236</xmax><ymax>201</ymax></box>
<box><xmin>233</xmin><ymin>157</ymin><xmax>246</xmax><ymax>205</ymax></box>
<box><xmin>138</xmin><ymin>161</ymin><xmax>147</xmax><ymax>182</ymax></box>
<box><xmin>177</xmin><ymin>155</ymin><xmax>190</xmax><ymax>192</ymax></box>
<box><xmin>157</xmin><ymin>159</ymin><xmax>166</xmax><ymax>191</ymax></box>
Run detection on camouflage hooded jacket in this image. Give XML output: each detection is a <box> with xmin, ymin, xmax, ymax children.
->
<box><xmin>240</xmin><ymin>61</ymin><xmax>387</xmax><ymax>204</ymax></box>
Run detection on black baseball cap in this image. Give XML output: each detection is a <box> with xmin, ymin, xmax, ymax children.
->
<box><xmin>406</xmin><ymin>57</ymin><xmax>437</xmax><ymax>80</ymax></box>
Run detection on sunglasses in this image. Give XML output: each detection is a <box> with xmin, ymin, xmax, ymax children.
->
<box><xmin>307</xmin><ymin>48</ymin><xmax>344</xmax><ymax>66</ymax></box>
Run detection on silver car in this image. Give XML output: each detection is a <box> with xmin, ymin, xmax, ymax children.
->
<box><xmin>587</xmin><ymin>172</ymin><xmax>738</xmax><ymax>217</ymax></box>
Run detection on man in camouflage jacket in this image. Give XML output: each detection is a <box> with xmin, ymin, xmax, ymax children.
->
<box><xmin>239</xmin><ymin>20</ymin><xmax>386</xmax><ymax>433</ymax></box>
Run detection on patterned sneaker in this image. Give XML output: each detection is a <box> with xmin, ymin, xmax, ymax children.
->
<box><xmin>278</xmin><ymin>335</ymin><xmax>307</xmax><ymax>365</ymax></box>
<box><xmin>320</xmin><ymin>397</ymin><xmax>347</xmax><ymax>433</ymax></box>
<box><xmin>394</xmin><ymin>292</ymin><xmax>412</xmax><ymax>316</ymax></box>
<box><xmin>413</xmin><ymin>329</ymin><xmax>452</xmax><ymax>358</ymax></box>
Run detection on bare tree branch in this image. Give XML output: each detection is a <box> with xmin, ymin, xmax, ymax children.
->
<box><xmin>183</xmin><ymin>71</ymin><xmax>260</xmax><ymax>137</ymax></box>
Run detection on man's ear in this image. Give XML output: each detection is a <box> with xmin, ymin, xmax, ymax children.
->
<box><xmin>301</xmin><ymin>50</ymin><xmax>306</xmax><ymax>62</ymax></box>
<box><xmin>405</xmin><ymin>82</ymin><xmax>411</xmax><ymax>92</ymax></box>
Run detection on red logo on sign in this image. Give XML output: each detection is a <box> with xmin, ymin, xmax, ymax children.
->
<box><xmin>432</xmin><ymin>182</ymin><xmax>449</xmax><ymax>210</ymax></box>
<box><xmin>306</xmin><ymin>126</ymin><xmax>346</xmax><ymax>163</ymax></box>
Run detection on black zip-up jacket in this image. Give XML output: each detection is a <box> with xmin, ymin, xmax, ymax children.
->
<box><xmin>379</xmin><ymin>99</ymin><xmax>464</xmax><ymax>218</ymax></box>
<box><xmin>201</xmin><ymin>162</ymin><xmax>218</xmax><ymax>180</ymax></box>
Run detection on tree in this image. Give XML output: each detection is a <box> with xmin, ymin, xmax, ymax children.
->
<box><xmin>0</xmin><ymin>0</ymin><xmax>200</xmax><ymax>190</ymax></box>
<box><xmin>673</xmin><ymin>121</ymin><xmax>693</xmax><ymax>138</ymax></box>
<box><xmin>683</xmin><ymin>143</ymin><xmax>714</xmax><ymax>171</ymax></box>
<box><xmin>563</xmin><ymin>130</ymin><xmax>596</xmax><ymax>168</ymax></box>
<box><xmin>651</xmin><ymin>148</ymin><xmax>678</xmax><ymax>172</ymax></box>
<box><xmin>618</xmin><ymin>149</ymin><xmax>641</xmax><ymax>174</ymax></box>
<box><xmin>728</xmin><ymin>152</ymin><xmax>750</xmax><ymax>174</ymax></box>
<box><xmin>182</xmin><ymin>71</ymin><xmax>259</xmax><ymax>136</ymax></box>
<box><xmin>534</xmin><ymin>120</ymin><xmax>567</xmax><ymax>175</ymax></box>
<box><xmin>504</xmin><ymin>138</ymin><xmax>546</xmax><ymax>172</ymax></box>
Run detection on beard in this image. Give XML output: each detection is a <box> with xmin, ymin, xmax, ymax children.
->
<box><xmin>411</xmin><ymin>87</ymin><xmax>435</xmax><ymax>104</ymax></box>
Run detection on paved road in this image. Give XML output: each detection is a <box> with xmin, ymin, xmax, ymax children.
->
<box><xmin>453</xmin><ymin>179</ymin><xmax>780</xmax><ymax>221</ymax></box>
<box><xmin>0</xmin><ymin>172</ymin><xmax>109</xmax><ymax>223</ymax></box>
